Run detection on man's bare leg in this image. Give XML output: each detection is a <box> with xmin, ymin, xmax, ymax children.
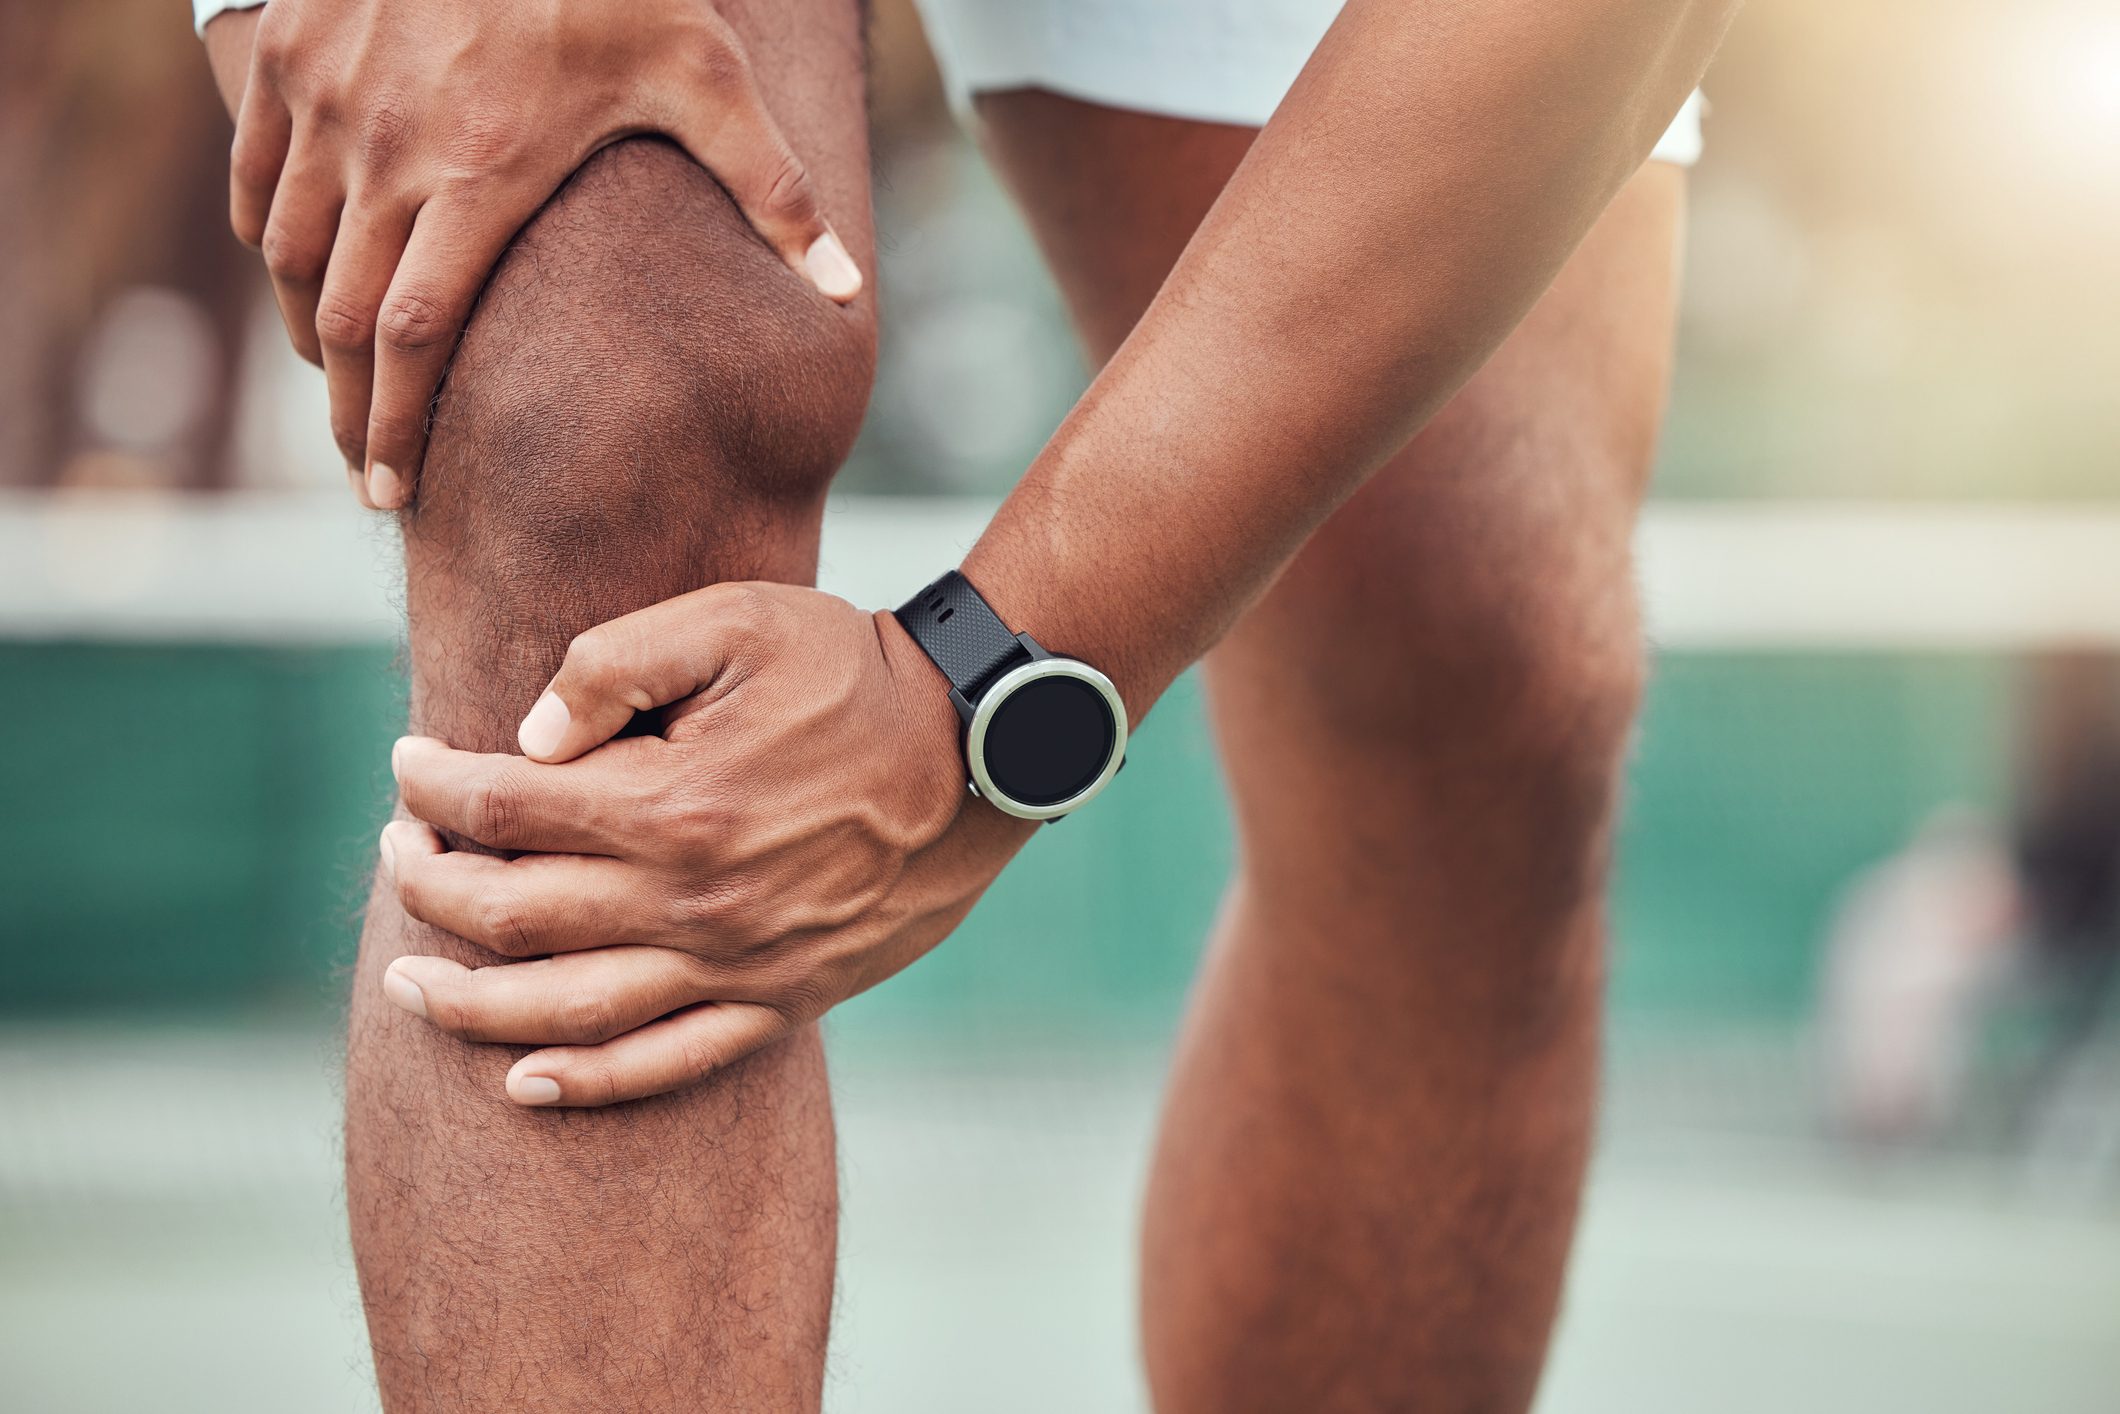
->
<box><xmin>209</xmin><ymin>2</ymin><xmax>875</xmax><ymax>1404</ymax></box>
<box><xmin>977</xmin><ymin>93</ymin><xmax>1682</xmax><ymax>1411</ymax></box>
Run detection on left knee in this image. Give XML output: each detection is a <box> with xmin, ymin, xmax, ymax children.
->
<box><xmin>1320</xmin><ymin>574</ymin><xmax>1645</xmax><ymax>842</ymax></box>
<box><xmin>1422</xmin><ymin>597</ymin><xmax>1645</xmax><ymax>931</ymax></box>
<box><xmin>414</xmin><ymin>138</ymin><xmax>877</xmax><ymax>612</ymax></box>
<box><xmin>1443</xmin><ymin>585</ymin><xmax>1647</xmax><ymax>849</ymax></box>
<box><xmin>1240</xmin><ymin>548</ymin><xmax>1647</xmax><ymax>924</ymax></box>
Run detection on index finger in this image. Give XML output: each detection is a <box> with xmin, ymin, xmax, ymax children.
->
<box><xmin>391</xmin><ymin>734</ymin><xmax>661</xmax><ymax>854</ymax></box>
<box><xmin>516</xmin><ymin>584</ymin><xmax>761</xmax><ymax>763</ymax></box>
<box><xmin>225</xmin><ymin>53</ymin><xmax>288</xmax><ymax>246</ymax></box>
<box><xmin>362</xmin><ymin>194</ymin><xmax>533</xmax><ymax>509</ymax></box>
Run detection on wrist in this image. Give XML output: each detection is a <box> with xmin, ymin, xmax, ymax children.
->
<box><xmin>883</xmin><ymin>569</ymin><xmax>1131</xmax><ymax>823</ymax></box>
<box><xmin>957</xmin><ymin>501</ymin><xmax>1174</xmax><ymax>729</ymax></box>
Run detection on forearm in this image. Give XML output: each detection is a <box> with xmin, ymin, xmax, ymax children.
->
<box><xmin>963</xmin><ymin>0</ymin><xmax>1737</xmax><ymax>713</ymax></box>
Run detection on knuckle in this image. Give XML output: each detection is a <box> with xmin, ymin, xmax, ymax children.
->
<box><xmin>393</xmin><ymin>872</ymin><xmax>432</xmax><ymax>925</ymax></box>
<box><xmin>557</xmin><ymin>989</ymin><xmax>619</xmax><ymax>1044</ymax></box>
<box><xmin>678</xmin><ymin>949</ymin><xmax>734</xmax><ymax>996</ymax></box>
<box><xmin>313</xmin><ymin>291</ymin><xmax>375</xmax><ymax>351</ymax></box>
<box><xmin>466</xmin><ymin>774</ymin><xmax>522</xmax><ymax>845</ymax></box>
<box><xmin>259</xmin><ymin>225</ymin><xmax>325</xmax><ymax>284</ymax></box>
<box><xmin>767</xmin><ymin>967</ymin><xmax>830</xmax><ymax>1023</ymax></box>
<box><xmin>251</xmin><ymin>22</ymin><xmax>295</xmax><ymax>74</ymax></box>
<box><xmin>757</xmin><ymin>153</ymin><xmax>819</xmax><ymax>228</ymax></box>
<box><xmin>230</xmin><ymin>208</ymin><xmax>267</xmax><ymax>250</ymax></box>
<box><xmin>378</xmin><ymin>287</ymin><xmax>455</xmax><ymax>353</ymax></box>
<box><xmin>330</xmin><ymin>420</ymin><xmax>367</xmax><ymax>466</ymax></box>
<box><xmin>354</xmin><ymin>96</ymin><xmax>416</xmax><ymax>168</ymax></box>
<box><xmin>690</xmin><ymin>31</ymin><xmax>751</xmax><ymax>93</ymax></box>
<box><xmin>228</xmin><ymin>137</ymin><xmax>278</xmax><ymax>206</ymax></box>
<box><xmin>675</xmin><ymin>1023</ymin><xmax>729</xmax><ymax>1081</ymax></box>
<box><xmin>575</xmin><ymin>1061</ymin><xmax>623</xmax><ymax>1107</ymax></box>
<box><xmin>472</xmin><ymin>890</ymin><xmax>539</xmax><ymax>955</ymax></box>
<box><xmin>443</xmin><ymin>113</ymin><xmax>518</xmax><ymax>175</ymax></box>
<box><xmin>304</xmin><ymin>88</ymin><xmax>346</xmax><ymax>129</ymax></box>
<box><xmin>563</xmin><ymin>624</ymin><xmax>618</xmax><ymax>685</ymax></box>
<box><xmin>669</xmin><ymin>878</ymin><xmax>743</xmax><ymax>936</ymax></box>
<box><xmin>655</xmin><ymin>785</ymin><xmax>734</xmax><ymax>851</ymax></box>
<box><xmin>708</xmin><ymin>581</ymin><xmax>775</xmax><ymax>643</ymax></box>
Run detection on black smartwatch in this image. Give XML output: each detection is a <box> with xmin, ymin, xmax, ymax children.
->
<box><xmin>893</xmin><ymin>570</ymin><xmax>1128</xmax><ymax>821</ymax></box>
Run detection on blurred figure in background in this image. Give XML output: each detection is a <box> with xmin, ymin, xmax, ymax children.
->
<box><xmin>2011</xmin><ymin>653</ymin><xmax>2120</xmax><ymax>1180</ymax></box>
<box><xmin>1817</xmin><ymin>807</ymin><xmax>2020</xmax><ymax>1144</ymax></box>
<box><xmin>2013</xmin><ymin>654</ymin><xmax>2120</xmax><ymax>1049</ymax></box>
<box><xmin>1818</xmin><ymin>654</ymin><xmax>2120</xmax><ymax>1162</ymax></box>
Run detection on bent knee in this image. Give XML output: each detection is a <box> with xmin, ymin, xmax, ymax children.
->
<box><xmin>420</xmin><ymin>138</ymin><xmax>876</xmax><ymax>549</ymax></box>
<box><xmin>1226</xmin><ymin>585</ymin><xmax>1643</xmax><ymax>963</ymax></box>
<box><xmin>1413</xmin><ymin>609</ymin><xmax>1644</xmax><ymax>866</ymax></box>
<box><xmin>1230</xmin><ymin>540</ymin><xmax>1646</xmax><ymax>868</ymax></box>
<box><xmin>1277</xmin><ymin>576</ymin><xmax>1643</xmax><ymax>778</ymax></box>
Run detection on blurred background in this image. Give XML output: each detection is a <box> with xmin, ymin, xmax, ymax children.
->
<box><xmin>4</xmin><ymin>0</ymin><xmax>2119</xmax><ymax>1410</ymax></box>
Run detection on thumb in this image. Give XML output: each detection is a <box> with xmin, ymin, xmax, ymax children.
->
<box><xmin>517</xmin><ymin>587</ymin><xmax>752</xmax><ymax>762</ymax></box>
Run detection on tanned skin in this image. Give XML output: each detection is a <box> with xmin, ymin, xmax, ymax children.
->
<box><xmin>361</xmin><ymin>0</ymin><xmax>1738</xmax><ymax>1112</ymax></box>
<box><xmin>976</xmin><ymin>94</ymin><xmax>1683</xmax><ymax>1410</ymax></box>
<box><xmin>216</xmin><ymin>0</ymin><xmax>863</xmax><ymax>504</ymax></box>
<box><xmin>204</xmin><ymin>0</ymin><xmax>1734</xmax><ymax>1405</ymax></box>
<box><xmin>203</xmin><ymin>2</ymin><xmax>877</xmax><ymax>1407</ymax></box>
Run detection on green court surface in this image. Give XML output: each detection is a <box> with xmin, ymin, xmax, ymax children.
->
<box><xmin>0</xmin><ymin>642</ymin><xmax>2009</xmax><ymax>1030</ymax></box>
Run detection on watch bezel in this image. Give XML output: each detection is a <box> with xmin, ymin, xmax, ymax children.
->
<box><xmin>965</xmin><ymin>657</ymin><xmax>1129</xmax><ymax>821</ymax></box>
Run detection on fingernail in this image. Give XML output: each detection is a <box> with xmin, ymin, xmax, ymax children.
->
<box><xmin>390</xmin><ymin>737</ymin><xmax>408</xmax><ymax>782</ymax></box>
<box><xmin>802</xmin><ymin>231</ymin><xmax>863</xmax><ymax>302</ymax></box>
<box><xmin>518</xmin><ymin>692</ymin><xmax>570</xmax><ymax>759</ymax></box>
<box><xmin>381</xmin><ymin>959</ymin><xmax>427</xmax><ymax>1018</ymax></box>
<box><xmin>510</xmin><ymin>1074</ymin><xmax>563</xmax><ymax>1106</ymax></box>
<box><xmin>348</xmin><ymin>464</ymin><xmax>376</xmax><ymax>510</ymax></box>
<box><xmin>378</xmin><ymin>822</ymin><xmax>399</xmax><ymax>880</ymax></box>
<box><xmin>368</xmin><ymin>463</ymin><xmax>405</xmax><ymax>509</ymax></box>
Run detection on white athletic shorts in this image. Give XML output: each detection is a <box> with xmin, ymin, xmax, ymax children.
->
<box><xmin>192</xmin><ymin>0</ymin><xmax>1702</xmax><ymax>165</ymax></box>
<box><xmin>911</xmin><ymin>0</ymin><xmax>1703</xmax><ymax>165</ymax></box>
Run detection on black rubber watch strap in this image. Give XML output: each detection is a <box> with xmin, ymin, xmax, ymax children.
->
<box><xmin>893</xmin><ymin>570</ymin><xmax>1026</xmax><ymax>701</ymax></box>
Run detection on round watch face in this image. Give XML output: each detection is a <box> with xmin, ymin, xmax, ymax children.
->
<box><xmin>968</xmin><ymin>660</ymin><xmax>1127</xmax><ymax>819</ymax></box>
